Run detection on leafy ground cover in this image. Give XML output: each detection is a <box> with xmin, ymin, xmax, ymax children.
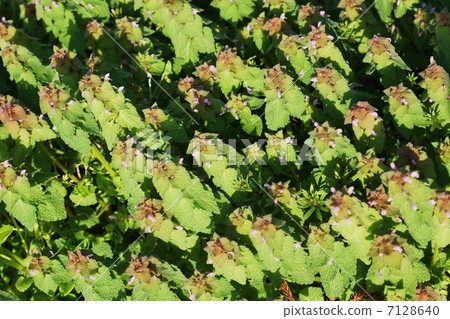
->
<box><xmin>0</xmin><ymin>0</ymin><xmax>449</xmax><ymax>301</ymax></box>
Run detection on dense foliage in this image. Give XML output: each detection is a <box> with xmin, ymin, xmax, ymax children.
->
<box><xmin>0</xmin><ymin>0</ymin><xmax>449</xmax><ymax>301</ymax></box>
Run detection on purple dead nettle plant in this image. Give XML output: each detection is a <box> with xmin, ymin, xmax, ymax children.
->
<box><xmin>125</xmin><ymin>128</ymin><xmax>172</xmax><ymax>175</ymax></box>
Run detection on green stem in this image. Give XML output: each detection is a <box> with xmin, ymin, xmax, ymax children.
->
<box><xmin>38</xmin><ymin>142</ymin><xmax>80</xmax><ymax>183</ymax></box>
<box><xmin>7</xmin><ymin>215</ymin><xmax>28</xmax><ymax>252</ymax></box>
<box><xmin>430</xmin><ymin>242</ymin><xmax>440</xmax><ymax>271</ymax></box>
<box><xmin>90</xmin><ymin>143</ymin><xmax>117</xmax><ymax>180</ymax></box>
<box><xmin>0</xmin><ymin>254</ymin><xmax>25</xmax><ymax>271</ymax></box>
<box><xmin>0</xmin><ymin>247</ymin><xmax>24</xmax><ymax>265</ymax></box>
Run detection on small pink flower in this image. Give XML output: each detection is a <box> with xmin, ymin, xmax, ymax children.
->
<box><xmin>30</xmin><ymin>269</ymin><xmax>36</xmax><ymax>276</ymax></box>
<box><xmin>429</xmin><ymin>199</ymin><xmax>436</xmax><ymax>205</ymax></box>
<box><xmin>175</xmin><ymin>225</ymin><xmax>183</xmax><ymax>231</ymax></box>
<box><xmin>347</xmin><ymin>186</ymin><xmax>354</xmax><ymax>195</ymax></box>
<box><xmin>412</xmin><ymin>203</ymin><xmax>418</xmax><ymax>211</ymax></box>
<box><xmin>401</xmin><ymin>97</ymin><xmax>408</xmax><ymax>105</ymax></box>
<box><xmin>227</xmin><ymin>251</ymin><xmax>235</xmax><ymax>257</ymax></box>
<box><xmin>76</xmin><ymin>268</ymin><xmax>80</xmax><ymax>273</ymax></box>
<box><xmin>89</xmin><ymin>275</ymin><xmax>96</xmax><ymax>280</ymax></box>
<box><xmin>396</xmin><ymin>216</ymin><xmax>403</xmax><ymax>223</ymax></box>
<box><xmin>277</xmin><ymin>88</ymin><xmax>282</xmax><ymax>99</ymax></box>
<box><xmin>378</xmin><ymin>269</ymin><xmax>383</xmax><ymax>277</ymax></box>
<box><xmin>410</xmin><ymin>171</ymin><xmax>419</xmax><ymax>178</ymax></box>
<box><xmin>208</xmin><ymin>259</ymin><xmax>213</xmax><ymax>264</ymax></box>
<box><xmin>204</xmin><ymin>161</ymin><xmax>211</xmax><ymax>168</ymax></box>
<box><xmin>368</xmin><ymin>200</ymin><xmax>376</xmax><ymax>207</ymax></box>
<box><xmin>378</xmin><ymin>252</ymin><xmax>384</xmax><ymax>257</ymax></box>
<box><xmin>330</xmin><ymin>187</ymin><xmax>336</xmax><ymax>194</ymax></box>
<box><xmin>207</xmin><ymin>272</ymin><xmax>215</xmax><ymax>277</ymax></box>
<box><xmin>393</xmin><ymin>245</ymin><xmax>403</xmax><ymax>254</ymax></box>
<box><xmin>192</xmin><ymin>9</ymin><xmax>199</xmax><ymax>15</ymax></box>
<box><xmin>371</xmin><ymin>129</ymin><xmax>377</xmax><ymax>136</ymax></box>
<box><xmin>261</xmin><ymin>236</ymin><xmax>266</xmax><ymax>243</ymax></box>
<box><xmin>104</xmin><ymin>73</ymin><xmax>110</xmax><ymax>81</ymax></box>
<box><xmin>333</xmin><ymin>206</ymin><xmax>339</xmax><ymax>215</ymax></box>
<box><xmin>128</xmin><ymin>275</ymin><xmax>136</xmax><ymax>285</ymax></box>
<box><xmin>390</xmin><ymin>162</ymin><xmax>397</xmax><ymax>170</ymax></box>
<box><xmin>387</xmin><ymin>197</ymin><xmax>393</xmax><ymax>202</ymax></box>
<box><xmin>352</xmin><ymin>118</ymin><xmax>359</xmax><ymax>127</ymax></box>
<box><xmin>274</xmin><ymin>257</ymin><xmax>279</xmax><ymax>261</ymax></box>
<box><xmin>189</xmin><ymin>292</ymin><xmax>195</xmax><ymax>301</ymax></box>
<box><xmin>381</xmin><ymin>209</ymin><xmax>387</xmax><ymax>216</ymax></box>
<box><xmin>328</xmin><ymin>140</ymin><xmax>336</xmax><ymax>148</ymax></box>
<box><xmin>118</xmin><ymin>86</ymin><xmax>124</xmax><ymax>92</ymax></box>
<box><xmin>294</xmin><ymin>242</ymin><xmax>301</xmax><ymax>249</ymax></box>
<box><xmin>328</xmin><ymin>258</ymin><xmax>333</xmax><ymax>265</ymax></box>
<box><xmin>87</xmin><ymin>3</ymin><xmax>94</xmax><ymax>9</ymax></box>
<box><xmin>336</xmin><ymin>128</ymin><xmax>342</xmax><ymax>134</ymax></box>
<box><xmin>345</xmin><ymin>217</ymin><xmax>351</xmax><ymax>224</ymax></box>
<box><xmin>250</xmin><ymin>229</ymin><xmax>258</xmax><ymax>237</ymax></box>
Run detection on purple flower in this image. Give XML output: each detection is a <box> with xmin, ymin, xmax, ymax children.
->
<box><xmin>401</xmin><ymin>97</ymin><xmax>408</xmax><ymax>105</ymax></box>
<box><xmin>299</xmin><ymin>70</ymin><xmax>305</xmax><ymax>78</ymax></box>
<box><xmin>128</xmin><ymin>275</ymin><xmax>136</xmax><ymax>285</ymax></box>
<box><xmin>261</xmin><ymin>236</ymin><xmax>266</xmax><ymax>243</ymax></box>
<box><xmin>333</xmin><ymin>206</ymin><xmax>339</xmax><ymax>216</ymax></box>
<box><xmin>328</xmin><ymin>258</ymin><xmax>333</xmax><ymax>265</ymax></box>
<box><xmin>336</xmin><ymin>128</ymin><xmax>343</xmax><ymax>134</ymax></box>
<box><xmin>189</xmin><ymin>292</ymin><xmax>196</xmax><ymax>301</ymax></box>
<box><xmin>352</xmin><ymin>118</ymin><xmax>359</xmax><ymax>127</ymax></box>
<box><xmin>381</xmin><ymin>209</ymin><xmax>387</xmax><ymax>216</ymax></box>
<box><xmin>390</xmin><ymin>162</ymin><xmax>397</xmax><ymax>170</ymax></box>
<box><xmin>412</xmin><ymin>203</ymin><xmax>418</xmax><ymax>211</ymax></box>
<box><xmin>278</xmin><ymin>156</ymin><xmax>284</xmax><ymax>163</ymax></box>
<box><xmin>429</xmin><ymin>199</ymin><xmax>436</xmax><ymax>205</ymax></box>
<box><xmin>330</xmin><ymin>187</ymin><xmax>336</xmax><ymax>194</ymax></box>
<box><xmin>250</xmin><ymin>229</ymin><xmax>258</xmax><ymax>237</ymax></box>
<box><xmin>410</xmin><ymin>171</ymin><xmax>419</xmax><ymax>178</ymax></box>
<box><xmin>378</xmin><ymin>252</ymin><xmax>384</xmax><ymax>257</ymax></box>
<box><xmin>347</xmin><ymin>186</ymin><xmax>354</xmax><ymax>195</ymax></box>
<box><xmin>76</xmin><ymin>268</ymin><xmax>80</xmax><ymax>273</ymax></box>
<box><xmin>175</xmin><ymin>225</ymin><xmax>183</xmax><ymax>231</ymax></box>
<box><xmin>274</xmin><ymin>257</ymin><xmax>279</xmax><ymax>262</ymax></box>
<box><xmin>247</xmin><ymin>87</ymin><xmax>253</xmax><ymax>94</ymax></box>
<box><xmin>371</xmin><ymin>129</ymin><xmax>377</xmax><ymax>136</ymax></box>
<box><xmin>30</xmin><ymin>269</ymin><xmax>36</xmax><ymax>276</ymax></box>
<box><xmin>396</xmin><ymin>216</ymin><xmax>403</xmax><ymax>223</ymax></box>
<box><xmin>328</xmin><ymin>140</ymin><xmax>336</xmax><ymax>148</ymax></box>
<box><xmin>274</xmin><ymin>198</ymin><xmax>278</xmax><ymax>206</ymax></box>
<box><xmin>393</xmin><ymin>245</ymin><xmax>403</xmax><ymax>254</ymax></box>
<box><xmin>294</xmin><ymin>242</ymin><xmax>301</xmax><ymax>249</ymax></box>
<box><xmin>89</xmin><ymin>275</ymin><xmax>96</xmax><ymax>280</ymax></box>
<box><xmin>207</xmin><ymin>272</ymin><xmax>215</xmax><ymax>277</ymax></box>
<box><xmin>345</xmin><ymin>217</ymin><xmax>351</xmax><ymax>224</ymax></box>
<box><xmin>378</xmin><ymin>269</ymin><xmax>383</xmax><ymax>277</ymax></box>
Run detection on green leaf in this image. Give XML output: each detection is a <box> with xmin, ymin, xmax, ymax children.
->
<box><xmin>11</xmin><ymin>199</ymin><xmax>36</xmax><ymax>231</ymax></box>
<box><xmin>0</xmin><ymin>224</ymin><xmax>14</xmax><ymax>245</ymax></box>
